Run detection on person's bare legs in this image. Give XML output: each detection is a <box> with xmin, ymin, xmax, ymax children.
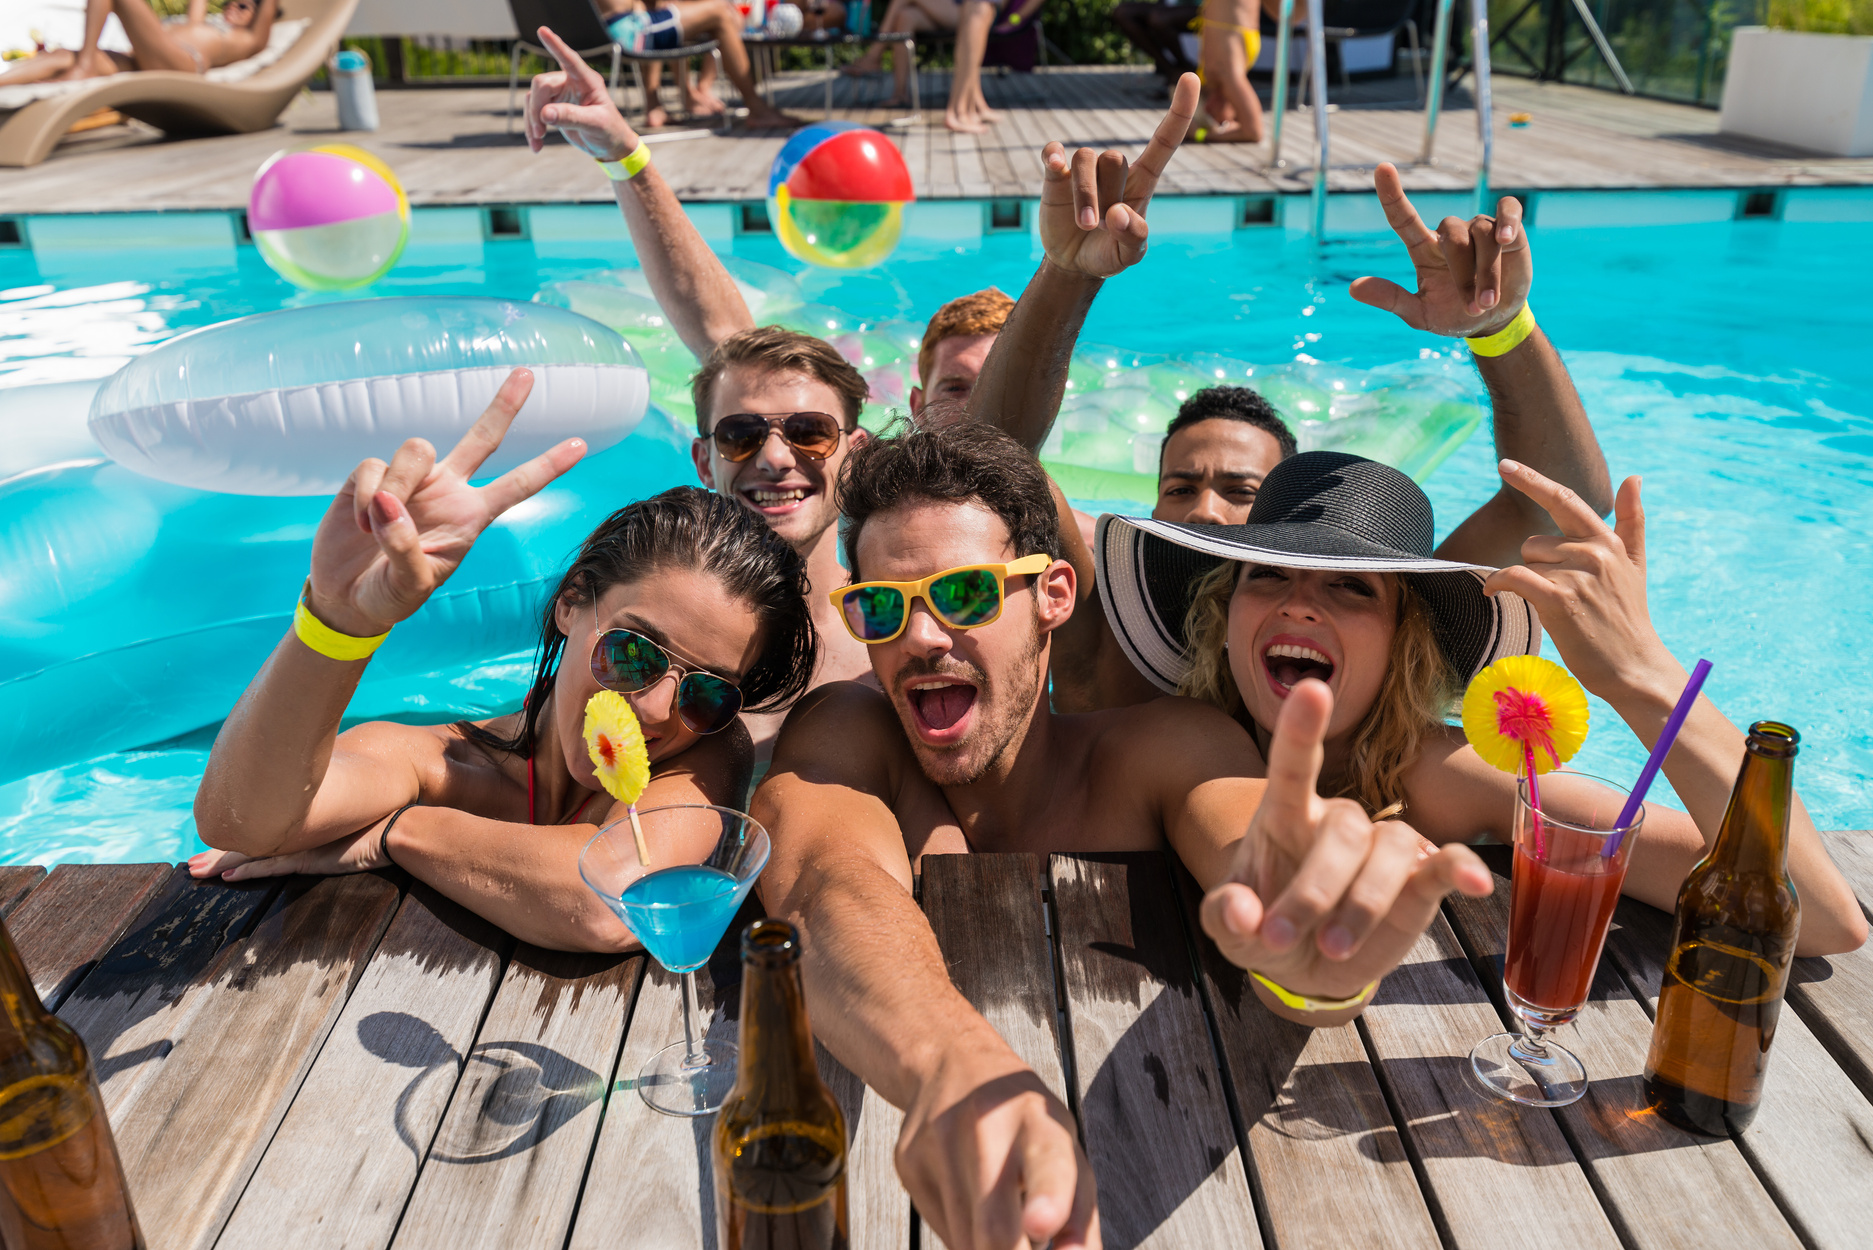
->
<box><xmin>1195</xmin><ymin>0</ymin><xmax>1263</xmax><ymax>141</ymax></box>
<box><xmin>845</xmin><ymin>0</ymin><xmax>912</xmax><ymax>74</ymax></box>
<box><xmin>0</xmin><ymin>48</ymin><xmax>81</xmax><ymax>84</ymax></box>
<box><xmin>666</xmin><ymin>0</ymin><xmax>795</xmax><ymax>126</ymax></box>
<box><xmin>943</xmin><ymin>0</ymin><xmax>999</xmax><ymax>131</ymax></box>
<box><xmin>688</xmin><ymin>45</ymin><xmax>725</xmax><ymax>115</ymax></box>
<box><xmin>54</xmin><ymin>0</ymin><xmax>199</xmax><ymax>79</ymax></box>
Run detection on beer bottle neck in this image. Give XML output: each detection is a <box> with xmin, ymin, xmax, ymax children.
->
<box><xmin>0</xmin><ymin>921</ymin><xmax>50</xmax><ymax>1041</ymax></box>
<box><xmin>1711</xmin><ymin>745</ymin><xmax>1795</xmax><ymax>878</ymax></box>
<box><xmin>736</xmin><ymin>954</ymin><xmax>822</xmax><ymax>1108</ymax></box>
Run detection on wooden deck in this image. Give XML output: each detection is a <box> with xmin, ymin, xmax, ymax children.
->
<box><xmin>4</xmin><ymin>65</ymin><xmax>1872</xmax><ymax>215</ymax></box>
<box><xmin>6</xmin><ymin>830</ymin><xmax>1872</xmax><ymax>1249</ymax></box>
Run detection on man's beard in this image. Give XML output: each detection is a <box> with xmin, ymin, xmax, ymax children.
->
<box><xmin>893</xmin><ymin>620</ymin><xmax>1045</xmax><ymax>789</ymax></box>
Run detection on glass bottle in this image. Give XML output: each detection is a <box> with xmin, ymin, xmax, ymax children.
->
<box><xmin>713</xmin><ymin>919</ymin><xmax>849</xmax><ymax>1250</ymax></box>
<box><xmin>0</xmin><ymin>919</ymin><xmax>145</xmax><ymax>1249</ymax></box>
<box><xmin>1643</xmin><ymin>721</ymin><xmax>1803</xmax><ymax>1136</ymax></box>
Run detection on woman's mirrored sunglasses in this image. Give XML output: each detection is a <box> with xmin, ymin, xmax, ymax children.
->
<box><xmin>710</xmin><ymin>411</ymin><xmax>846</xmax><ymax>463</ymax></box>
<box><xmin>590</xmin><ymin>626</ymin><xmax>744</xmax><ymax>735</ymax></box>
<box><xmin>828</xmin><ymin>554</ymin><xmax>1053</xmax><ymax>643</ymax></box>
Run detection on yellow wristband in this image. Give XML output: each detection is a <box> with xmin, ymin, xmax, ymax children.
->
<box><xmin>1250</xmin><ymin>971</ymin><xmax>1379</xmax><ymax>1014</ymax></box>
<box><xmin>1465</xmin><ymin>302</ymin><xmax>1536</xmax><ymax>357</ymax></box>
<box><xmin>597</xmin><ymin>143</ymin><xmax>652</xmax><ymax>181</ymax></box>
<box><xmin>292</xmin><ymin>585</ymin><xmax>390</xmax><ymax>662</ymax></box>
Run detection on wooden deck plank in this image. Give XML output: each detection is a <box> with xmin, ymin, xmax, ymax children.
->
<box><xmin>1357</xmin><ymin>912</ymin><xmax>1620</xmax><ymax>1250</ymax></box>
<box><xmin>1601</xmin><ymin>892</ymin><xmax>1873</xmax><ymax>1250</ymax></box>
<box><xmin>57</xmin><ymin>868</ymin><xmax>281</xmax><ymax>1119</ymax></box>
<box><xmin>217</xmin><ymin>885</ymin><xmax>513</xmax><ymax>1250</ymax></box>
<box><xmin>0</xmin><ymin>865</ymin><xmax>46</xmax><ymax>919</ymax></box>
<box><xmin>108</xmin><ymin>872</ymin><xmax>402</xmax><ymax>1250</ymax></box>
<box><xmin>1172</xmin><ymin>867</ymin><xmax>1438</xmax><ymax>1250</ymax></box>
<box><xmin>393</xmin><ymin>944</ymin><xmax>643</xmax><ymax>1250</ymax></box>
<box><xmin>7</xmin><ymin>863</ymin><xmax>171</xmax><ymax>1010</ymax></box>
<box><xmin>1442</xmin><ymin>865</ymin><xmax>1800</xmax><ymax>1250</ymax></box>
<box><xmin>1049</xmin><ymin>852</ymin><xmax>1263</xmax><ymax>1250</ymax></box>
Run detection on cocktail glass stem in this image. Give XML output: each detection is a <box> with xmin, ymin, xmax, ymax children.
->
<box><xmin>680</xmin><ymin>968</ymin><xmax>709</xmax><ymax>1067</ymax></box>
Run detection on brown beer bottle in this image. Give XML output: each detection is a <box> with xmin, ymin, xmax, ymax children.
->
<box><xmin>1643</xmin><ymin>721</ymin><xmax>1803</xmax><ymax>1136</ymax></box>
<box><xmin>714</xmin><ymin>920</ymin><xmax>849</xmax><ymax>1250</ymax></box>
<box><xmin>0</xmin><ymin>918</ymin><xmax>145</xmax><ymax>1249</ymax></box>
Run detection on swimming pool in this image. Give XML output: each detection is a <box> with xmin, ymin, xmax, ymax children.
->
<box><xmin>3</xmin><ymin>188</ymin><xmax>1870</xmax><ymax>864</ymax></box>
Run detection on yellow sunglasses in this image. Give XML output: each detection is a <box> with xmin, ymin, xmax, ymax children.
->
<box><xmin>829</xmin><ymin>554</ymin><xmax>1052</xmax><ymax>644</ymax></box>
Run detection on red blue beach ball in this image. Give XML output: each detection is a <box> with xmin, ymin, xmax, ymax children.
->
<box><xmin>766</xmin><ymin>123</ymin><xmax>915</xmax><ymax>269</ymax></box>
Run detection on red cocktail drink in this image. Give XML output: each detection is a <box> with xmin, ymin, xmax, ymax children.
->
<box><xmin>1470</xmin><ymin>770</ymin><xmax>1642</xmax><ymax>1108</ymax></box>
<box><xmin>1504</xmin><ymin>844</ymin><xmax>1628</xmax><ymax>1011</ymax></box>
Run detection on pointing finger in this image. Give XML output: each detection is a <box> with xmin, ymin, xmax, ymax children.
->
<box><xmin>1125</xmin><ymin>71</ymin><xmax>1200</xmax><ymax>209</ymax></box>
<box><xmin>1252</xmin><ymin>677</ymin><xmax>1332</xmax><ymax>851</ymax></box>
<box><xmin>1497</xmin><ymin>458</ymin><xmax>1609</xmax><ymax>540</ymax></box>
<box><xmin>538</xmin><ymin>25</ymin><xmax>597</xmax><ymax>83</ymax></box>
<box><xmin>440</xmin><ymin>368</ymin><xmax>534</xmax><ymax>479</ymax></box>
<box><xmin>1372</xmin><ymin>162</ymin><xmax>1440</xmax><ymax>264</ymax></box>
<box><xmin>479</xmin><ymin>437</ymin><xmax>587</xmax><ymax>518</ymax></box>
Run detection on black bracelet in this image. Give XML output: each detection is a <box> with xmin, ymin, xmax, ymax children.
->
<box><xmin>379</xmin><ymin>803</ymin><xmax>418</xmax><ymax>868</ymax></box>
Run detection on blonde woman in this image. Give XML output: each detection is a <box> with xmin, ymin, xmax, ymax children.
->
<box><xmin>1096</xmin><ymin>449</ymin><xmax>1867</xmax><ymax>957</ymax></box>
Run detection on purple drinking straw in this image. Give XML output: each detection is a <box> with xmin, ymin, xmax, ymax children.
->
<box><xmin>1605</xmin><ymin>658</ymin><xmax>1713</xmax><ymax>857</ymax></box>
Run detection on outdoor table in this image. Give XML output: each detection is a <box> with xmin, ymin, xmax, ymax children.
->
<box><xmin>7</xmin><ymin>830</ymin><xmax>1871</xmax><ymax>1249</ymax></box>
<box><xmin>743</xmin><ymin>30</ymin><xmax>920</xmax><ymax>123</ymax></box>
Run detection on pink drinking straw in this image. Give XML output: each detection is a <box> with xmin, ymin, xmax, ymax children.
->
<box><xmin>1604</xmin><ymin>658</ymin><xmax>1713</xmax><ymax>858</ymax></box>
<box><xmin>1524</xmin><ymin>741</ymin><xmax>1545</xmax><ymax>860</ymax></box>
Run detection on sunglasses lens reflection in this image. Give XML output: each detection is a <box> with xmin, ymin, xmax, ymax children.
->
<box><xmin>593</xmin><ymin>630</ymin><xmax>669</xmax><ymax>692</ymax></box>
<box><xmin>929</xmin><ymin>569</ymin><xmax>1002</xmax><ymax>627</ymax></box>
<box><xmin>846</xmin><ymin>585</ymin><xmax>906</xmax><ymax>641</ymax></box>
<box><xmin>677</xmin><ymin>673</ymin><xmax>743</xmax><ymax>735</ymax></box>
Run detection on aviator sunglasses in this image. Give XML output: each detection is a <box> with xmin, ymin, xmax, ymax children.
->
<box><xmin>829</xmin><ymin>555</ymin><xmax>1053</xmax><ymax>644</ymax></box>
<box><xmin>589</xmin><ymin>622</ymin><xmax>744</xmax><ymax>735</ymax></box>
<box><xmin>710</xmin><ymin>411</ymin><xmax>846</xmax><ymax>463</ymax></box>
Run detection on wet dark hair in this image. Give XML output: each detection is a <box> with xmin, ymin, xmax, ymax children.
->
<box><xmin>1162</xmin><ymin>385</ymin><xmax>1298</xmax><ymax>464</ymax></box>
<box><xmin>463</xmin><ymin>486</ymin><xmax>817</xmax><ymax>758</ymax></box>
<box><xmin>837</xmin><ymin>420</ymin><xmax>1061</xmax><ymax>580</ymax></box>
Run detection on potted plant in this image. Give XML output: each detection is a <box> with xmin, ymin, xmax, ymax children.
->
<box><xmin>1720</xmin><ymin>0</ymin><xmax>1873</xmax><ymax>156</ymax></box>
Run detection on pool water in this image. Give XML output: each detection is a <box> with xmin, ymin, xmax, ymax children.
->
<box><xmin>3</xmin><ymin>193</ymin><xmax>1870</xmax><ymax>864</ymax></box>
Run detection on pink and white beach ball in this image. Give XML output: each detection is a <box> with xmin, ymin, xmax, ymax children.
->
<box><xmin>248</xmin><ymin>144</ymin><xmax>410</xmax><ymax>291</ymax></box>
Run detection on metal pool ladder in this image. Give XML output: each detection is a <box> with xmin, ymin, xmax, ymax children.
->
<box><xmin>1419</xmin><ymin>0</ymin><xmax>1498</xmax><ymax>212</ymax></box>
<box><xmin>1267</xmin><ymin>0</ymin><xmax>1498</xmax><ymax>236</ymax></box>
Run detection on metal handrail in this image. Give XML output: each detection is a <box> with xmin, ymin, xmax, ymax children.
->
<box><xmin>1267</xmin><ymin>0</ymin><xmax>1296</xmax><ymax>168</ymax></box>
<box><xmin>1307</xmin><ymin>0</ymin><xmax>1330</xmax><ymax>238</ymax></box>
<box><xmin>1416</xmin><ymin>0</ymin><xmax>1493</xmax><ymax>212</ymax></box>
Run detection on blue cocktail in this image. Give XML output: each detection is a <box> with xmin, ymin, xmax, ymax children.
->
<box><xmin>580</xmin><ymin>805</ymin><xmax>769</xmax><ymax>1117</ymax></box>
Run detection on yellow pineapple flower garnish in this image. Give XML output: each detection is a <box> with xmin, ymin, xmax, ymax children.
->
<box><xmin>584</xmin><ymin>690</ymin><xmax>651</xmax><ymax>806</ymax></box>
<box><xmin>1461</xmin><ymin>654</ymin><xmax>1589</xmax><ymax>776</ymax></box>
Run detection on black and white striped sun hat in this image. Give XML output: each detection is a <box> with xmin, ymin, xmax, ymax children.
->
<box><xmin>1095</xmin><ymin>451</ymin><xmax>1542</xmax><ymax>694</ymax></box>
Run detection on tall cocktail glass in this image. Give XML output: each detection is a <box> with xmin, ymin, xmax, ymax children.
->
<box><xmin>580</xmin><ymin>804</ymin><xmax>769</xmax><ymax>1117</ymax></box>
<box><xmin>1470</xmin><ymin>770</ymin><xmax>1642</xmax><ymax>1107</ymax></box>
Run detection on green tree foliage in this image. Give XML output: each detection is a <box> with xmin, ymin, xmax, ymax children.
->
<box><xmin>1768</xmin><ymin>0</ymin><xmax>1873</xmax><ymax>32</ymax></box>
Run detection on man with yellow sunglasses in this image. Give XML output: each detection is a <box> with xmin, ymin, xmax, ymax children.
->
<box><xmin>754</xmin><ymin>422</ymin><xmax>1494</xmax><ymax>1250</ymax></box>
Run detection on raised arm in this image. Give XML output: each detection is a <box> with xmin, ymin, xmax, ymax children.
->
<box><xmin>1351</xmin><ymin>164</ymin><xmax>1612</xmax><ymax>568</ymax></box>
<box><xmin>754</xmin><ymin>685</ymin><xmax>1099</xmax><ymax>1250</ymax></box>
<box><xmin>525</xmin><ymin>27</ymin><xmax>753</xmax><ymax>357</ymax></box>
<box><xmin>1482</xmin><ymin>462</ymin><xmax>1867</xmax><ymax>956</ymax></box>
<box><xmin>966</xmin><ymin>74</ymin><xmax>1199</xmax><ymax>451</ymax></box>
<box><xmin>192</xmin><ymin>370</ymin><xmax>585</xmax><ymax>859</ymax></box>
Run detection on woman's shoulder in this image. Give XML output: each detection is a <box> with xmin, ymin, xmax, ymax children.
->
<box><xmin>1400</xmin><ymin>722</ymin><xmax>1517</xmax><ymax>841</ymax></box>
<box><xmin>340</xmin><ymin>717</ymin><xmax>524</xmax><ymax>798</ymax></box>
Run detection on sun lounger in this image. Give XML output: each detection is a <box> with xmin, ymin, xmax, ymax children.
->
<box><xmin>0</xmin><ymin>0</ymin><xmax>358</xmax><ymax>168</ymax></box>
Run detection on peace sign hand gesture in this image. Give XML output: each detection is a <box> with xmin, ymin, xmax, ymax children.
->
<box><xmin>1200</xmin><ymin>680</ymin><xmax>1493</xmax><ymax>1009</ymax></box>
<box><xmin>1483</xmin><ymin>461</ymin><xmax>1670</xmax><ymax>699</ymax></box>
<box><xmin>306</xmin><ymin>368</ymin><xmax>587</xmax><ymax>639</ymax></box>
<box><xmin>1037</xmin><ymin>72</ymin><xmax>1199</xmax><ymax>281</ymax></box>
<box><xmin>1350</xmin><ymin>162</ymin><xmax>1532</xmax><ymax>339</ymax></box>
<box><xmin>524</xmin><ymin>25</ymin><xmax>640</xmax><ymax>162</ymax></box>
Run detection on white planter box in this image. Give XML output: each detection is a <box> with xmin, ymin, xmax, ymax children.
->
<box><xmin>1720</xmin><ymin>26</ymin><xmax>1873</xmax><ymax>157</ymax></box>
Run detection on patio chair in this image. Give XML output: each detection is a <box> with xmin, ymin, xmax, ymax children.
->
<box><xmin>504</xmin><ymin>0</ymin><xmax>724</xmax><ymax>134</ymax></box>
<box><xmin>0</xmin><ymin>0</ymin><xmax>358</xmax><ymax>169</ymax></box>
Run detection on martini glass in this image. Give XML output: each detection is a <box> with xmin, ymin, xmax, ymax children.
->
<box><xmin>580</xmin><ymin>804</ymin><xmax>769</xmax><ymax>1117</ymax></box>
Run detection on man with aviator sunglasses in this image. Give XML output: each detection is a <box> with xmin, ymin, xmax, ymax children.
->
<box><xmin>756</xmin><ymin>422</ymin><xmax>1496</xmax><ymax>1250</ymax></box>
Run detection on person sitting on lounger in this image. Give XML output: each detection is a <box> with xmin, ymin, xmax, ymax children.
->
<box><xmin>841</xmin><ymin>0</ymin><xmax>1041</xmax><ymax>133</ymax></box>
<box><xmin>187</xmin><ymin>368</ymin><xmax>818</xmax><ymax>954</ymax></box>
<box><xmin>0</xmin><ymin>0</ymin><xmax>277</xmax><ymax>84</ymax></box>
<box><xmin>585</xmin><ymin>2</ymin><xmax>796</xmax><ymax>129</ymax></box>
